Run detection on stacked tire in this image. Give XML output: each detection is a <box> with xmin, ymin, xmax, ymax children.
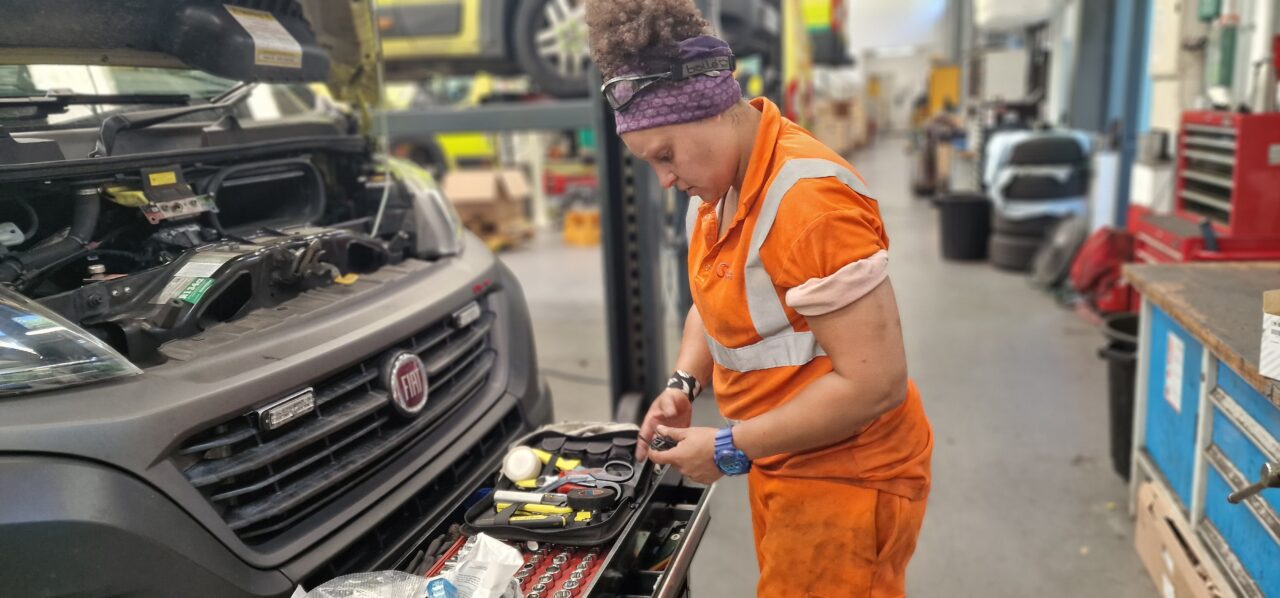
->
<box><xmin>985</xmin><ymin>133</ymin><xmax>1090</xmax><ymax>273</ymax></box>
<box><xmin>988</xmin><ymin>213</ymin><xmax>1059</xmax><ymax>272</ymax></box>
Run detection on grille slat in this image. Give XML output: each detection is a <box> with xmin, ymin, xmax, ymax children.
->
<box><xmin>176</xmin><ymin>302</ymin><xmax>497</xmax><ymax>545</ymax></box>
<box><xmin>179</xmin><ymin>426</ymin><xmax>256</xmax><ymax>456</ymax></box>
<box><xmin>223</xmin><ymin>351</ymin><xmax>495</xmax><ymax>531</ymax></box>
<box><xmin>424</xmin><ymin>313</ymin><xmax>494</xmax><ymax>377</ymax></box>
<box><xmin>316</xmin><ymin>368</ymin><xmax>380</xmax><ymax>405</ymax></box>
<box><xmin>186</xmin><ymin>391</ymin><xmax>387</xmax><ymax>487</ymax></box>
<box><xmin>304</xmin><ymin>407</ymin><xmax>524</xmax><ymax>584</ymax></box>
<box><xmin>429</xmin><ymin>341</ymin><xmax>489</xmax><ymax>390</ymax></box>
<box><xmin>208</xmin><ymin>416</ymin><xmax>388</xmax><ymax>502</ymax></box>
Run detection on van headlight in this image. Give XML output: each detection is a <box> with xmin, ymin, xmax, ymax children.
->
<box><xmin>387</xmin><ymin>157</ymin><xmax>465</xmax><ymax>259</ymax></box>
<box><xmin>0</xmin><ymin>287</ymin><xmax>141</xmax><ymax>396</ymax></box>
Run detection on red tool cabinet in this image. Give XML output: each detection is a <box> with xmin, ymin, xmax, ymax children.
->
<box><xmin>1092</xmin><ymin>111</ymin><xmax>1280</xmax><ymax>314</ymax></box>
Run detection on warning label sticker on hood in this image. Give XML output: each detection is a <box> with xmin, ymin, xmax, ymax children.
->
<box><xmin>225</xmin><ymin>5</ymin><xmax>303</xmax><ymax>69</ymax></box>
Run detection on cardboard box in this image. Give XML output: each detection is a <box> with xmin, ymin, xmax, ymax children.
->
<box><xmin>935</xmin><ymin>143</ymin><xmax>953</xmax><ymax>186</ymax></box>
<box><xmin>850</xmin><ymin>97</ymin><xmax>869</xmax><ymax>148</ymax></box>
<box><xmin>1134</xmin><ymin>483</ymin><xmax>1230</xmax><ymax>598</ymax></box>
<box><xmin>1262</xmin><ymin>290</ymin><xmax>1280</xmax><ymax>381</ymax></box>
<box><xmin>442</xmin><ymin>168</ymin><xmax>531</xmax><ymax>238</ymax></box>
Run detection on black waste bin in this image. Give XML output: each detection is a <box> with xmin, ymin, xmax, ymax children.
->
<box><xmin>936</xmin><ymin>193</ymin><xmax>991</xmax><ymax>260</ymax></box>
<box><xmin>1099</xmin><ymin>313</ymin><xmax>1139</xmax><ymax>481</ymax></box>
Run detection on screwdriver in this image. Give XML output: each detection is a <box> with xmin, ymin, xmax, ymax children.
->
<box><xmin>474</xmin><ymin>513</ymin><xmax>568</xmax><ymax>529</ymax></box>
<box><xmin>495</xmin><ymin>488</ymin><xmax>617</xmax><ymax>510</ymax></box>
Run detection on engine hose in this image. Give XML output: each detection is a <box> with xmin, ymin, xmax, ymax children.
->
<box><xmin>90</xmin><ymin>249</ymin><xmax>146</xmax><ymax>263</ymax></box>
<box><xmin>0</xmin><ymin>187</ymin><xmax>100</xmax><ymax>283</ymax></box>
<box><xmin>7</xmin><ymin>199</ymin><xmax>38</xmax><ymax>240</ymax></box>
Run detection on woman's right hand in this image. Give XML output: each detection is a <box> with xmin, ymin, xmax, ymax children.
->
<box><xmin>636</xmin><ymin>388</ymin><xmax>694</xmax><ymax>462</ymax></box>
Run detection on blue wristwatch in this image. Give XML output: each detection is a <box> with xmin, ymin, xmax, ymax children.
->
<box><xmin>714</xmin><ymin>426</ymin><xmax>751</xmax><ymax>476</ymax></box>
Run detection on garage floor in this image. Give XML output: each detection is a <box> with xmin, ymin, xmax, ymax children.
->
<box><xmin>500</xmin><ymin>137</ymin><xmax>1155</xmax><ymax>597</ymax></box>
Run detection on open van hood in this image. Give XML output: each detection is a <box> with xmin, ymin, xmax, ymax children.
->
<box><xmin>0</xmin><ymin>0</ymin><xmax>381</xmax><ymax>109</ymax></box>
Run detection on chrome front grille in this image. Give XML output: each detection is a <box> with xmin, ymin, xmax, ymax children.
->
<box><xmin>176</xmin><ymin>301</ymin><xmax>497</xmax><ymax>544</ymax></box>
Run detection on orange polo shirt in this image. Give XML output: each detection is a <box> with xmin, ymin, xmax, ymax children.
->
<box><xmin>689</xmin><ymin>98</ymin><xmax>932</xmax><ymax>500</ymax></box>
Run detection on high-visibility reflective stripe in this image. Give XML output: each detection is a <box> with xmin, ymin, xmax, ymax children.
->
<box><xmin>706</xmin><ymin>331</ymin><xmax>828</xmax><ymax>373</ymax></box>
<box><xmin>744</xmin><ymin>159</ymin><xmax>868</xmax><ymax>339</ymax></box>
<box><xmin>706</xmin><ymin>158</ymin><xmax>868</xmax><ymax>372</ymax></box>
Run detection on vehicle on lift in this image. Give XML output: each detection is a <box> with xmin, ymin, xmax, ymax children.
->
<box><xmin>801</xmin><ymin>0</ymin><xmax>851</xmax><ymax>66</ymax></box>
<box><xmin>0</xmin><ymin>2</ymin><xmax>551</xmax><ymax>596</ymax></box>
<box><xmin>376</xmin><ymin>0</ymin><xmax>783</xmax><ymax>98</ymax></box>
<box><xmin>377</xmin><ymin>0</ymin><xmax>592</xmax><ymax>98</ymax></box>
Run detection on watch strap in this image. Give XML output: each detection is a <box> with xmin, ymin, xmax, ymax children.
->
<box><xmin>714</xmin><ymin>426</ymin><xmax>751</xmax><ymax>475</ymax></box>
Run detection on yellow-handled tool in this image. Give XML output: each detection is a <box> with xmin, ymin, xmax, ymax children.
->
<box><xmin>475</xmin><ymin>512</ymin><xmax>568</xmax><ymax>529</ymax></box>
<box><xmin>495</xmin><ymin>502</ymin><xmax>572</xmax><ymax>515</ymax></box>
<box><xmin>532</xmin><ymin>448</ymin><xmax>580</xmax><ymax>471</ymax></box>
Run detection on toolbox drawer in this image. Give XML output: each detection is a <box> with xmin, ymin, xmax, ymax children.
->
<box><xmin>1202</xmin><ymin>457</ymin><xmax>1277</xmax><ymax>596</ymax></box>
<box><xmin>584</xmin><ymin>466</ymin><xmax>713</xmax><ymax>598</ymax></box>
<box><xmin>1216</xmin><ymin>362</ymin><xmax>1280</xmax><ymax>437</ymax></box>
<box><xmin>393</xmin><ymin>461</ymin><xmax>711</xmax><ymax>598</ymax></box>
<box><xmin>1144</xmin><ymin>306</ymin><xmax>1206</xmax><ymax>507</ymax></box>
<box><xmin>1209</xmin><ymin>400</ymin><xmax>1280</xmax><ymax>517</ymax></box>
<box><xmin>1201</xmin><ymin>378</ymin><xmax>1280</xmax><ymax>597</ymax></box>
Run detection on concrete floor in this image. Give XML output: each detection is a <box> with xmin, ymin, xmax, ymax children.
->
<box><xmin>499</xmin><ymin>137</ymin><xmax>1155</xmax><ymax>597</ymax></box>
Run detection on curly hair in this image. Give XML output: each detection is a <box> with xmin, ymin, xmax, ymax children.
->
<box><xmin>585</xmin><ymin>0</ymin><xmax>709</xmax><ymax>79</ymax></box>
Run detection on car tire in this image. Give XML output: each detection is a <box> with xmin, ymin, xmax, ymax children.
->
<box><xmin>1030</xmin><ymin>215</ymin><xmax>1089</xmax><ymax>290</ymax></box>
<box><xmin>992</xmin><ymin>212</ymin><xmax>1061</xmax><ymax>238</ymax></box>
<box><xmin>513</xmin><ymin>0</ymin><xmax>591</xmax><ymax>98</ymax></box>
<box><xmin>989</xmin><ymin>233</ymin><xmax>1043</xmax><ymax>272</ymax></box>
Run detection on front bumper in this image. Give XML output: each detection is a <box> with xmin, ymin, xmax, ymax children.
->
<box><xmin>0</xmin><ymin>382</ymin><xmax>553</xmax><ymax>598</ymax></box>
<box><xmin>0</xmin><ymin>235</ymin><xmax>555</xmax><ymax>597</ymax></box>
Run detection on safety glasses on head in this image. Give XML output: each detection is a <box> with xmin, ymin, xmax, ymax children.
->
<box><xmin>601</xmin><ymin>54</ymin><xmax>736</xmax><ymax>112</ymax></box>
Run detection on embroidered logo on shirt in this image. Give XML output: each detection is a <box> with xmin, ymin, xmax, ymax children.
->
<box><xmin>715</xmin><ymin>263</ymin><xmax>733</xmax><ymax>279</ymax></box>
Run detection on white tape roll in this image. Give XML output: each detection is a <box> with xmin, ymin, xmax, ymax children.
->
<box><xmin>502</xmin><ymin>446</ymin><xmax>542</xmax><ymax>482</ymax></box>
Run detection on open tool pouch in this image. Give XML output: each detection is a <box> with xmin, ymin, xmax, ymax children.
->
<box><xmin>462</xmin><ymin>423</ymin><xmax>657</xmax><ymax>546</ymax></box>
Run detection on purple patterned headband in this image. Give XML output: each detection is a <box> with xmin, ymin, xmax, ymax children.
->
<box><xmin>613</xmin><ymin>36</ymin><xmax>743</xmax><ymax>134</ymax></box>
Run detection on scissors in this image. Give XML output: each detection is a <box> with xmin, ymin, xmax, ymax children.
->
<box><xmin>582</xmin><ymin>460</ymin><xmax>635</xmax><ymax>482</ymax></box>
<box><xmin>535</xmin><ymin>460</ymin><xmax>635</xmax><ymax>496</ymax></box>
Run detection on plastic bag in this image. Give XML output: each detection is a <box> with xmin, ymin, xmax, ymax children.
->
<box><xmin>302</xmin><ymin>570</ymin><xmax>428</xmax><ymax>598</ymax></box>
<box><xmin>440</xmin><ymin>533</ymin><xmax>524</xmax><ymax>598</ymax></box>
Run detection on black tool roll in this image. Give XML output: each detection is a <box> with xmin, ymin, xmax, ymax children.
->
<box><xmin>463</xmin><ymin>425</ymin><xmax>658</xmax><ymax>546</ymax></box>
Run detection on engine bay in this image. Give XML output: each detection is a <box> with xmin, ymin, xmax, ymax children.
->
<box><xmin>0</xmin><ymin>150</ymin><xmax>427</xmax><ymax>367</ymax></box>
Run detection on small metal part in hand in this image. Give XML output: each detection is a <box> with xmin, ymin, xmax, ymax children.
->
<box><xmin>649</xmin><ymin>434</ymin><xmax>678</xmax><ymax>452</ymax></box>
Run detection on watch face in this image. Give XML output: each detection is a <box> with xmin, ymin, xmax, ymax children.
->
<box><xmin>716</xmin><ymin>449</ymin><xmax>750</xmax><ymax>475</ymax></box>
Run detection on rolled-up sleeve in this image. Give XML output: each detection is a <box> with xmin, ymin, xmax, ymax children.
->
<box><xmin>778</xmin><ymin>208</ymin><xmax>889</xmax><ymax>316</ymax></box>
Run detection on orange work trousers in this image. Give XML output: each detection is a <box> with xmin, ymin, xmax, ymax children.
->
<box><xmin>747</xmin><ymin>470</ymin><xmax>928</xmax><ymax>598</ymax></box>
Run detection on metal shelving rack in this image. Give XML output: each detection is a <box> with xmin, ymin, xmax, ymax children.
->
<box><xmin>373</xmin><ymin>0</ymin><xmax>780</xmax><ymax>423</ymax></box>
<box><xmin>376</xmin><ymin>87</ymin><xmax>673</xmax><ymax>423</ymax></box>
<box><xmin>375</xmin><ymin>99</ymin><xmax>594</xmax><ymax>135</ymax></box>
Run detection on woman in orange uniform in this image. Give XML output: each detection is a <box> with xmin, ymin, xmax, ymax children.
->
<box><xmin>586</xmin><ymin>1</ymin><xmax>933</xmax><ymax>596</ymax></box>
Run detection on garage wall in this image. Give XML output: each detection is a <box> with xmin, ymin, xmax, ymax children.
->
<box><xmin>974</xmin><ymin>0</ymin><xmax>1056</xmax><ymax>31</ymax></box>
<box><xmin>845</xmin><ymin>0</ymin><xmax>953</xmax><ymax>133</ymax></box>
<box><xmin>1044</xmin><ymin>0</ymin><xmax>1080</xmax><ymax>126</ymax></box>
<box><xmin>844</xmin><ymin>0</ymin><xmax>950</xmax><ymax>56</ymax></box>
<box><xmin>863</xmin><ymin>51</ymin><xmax>934</xmax><ymax>132</ymax></box>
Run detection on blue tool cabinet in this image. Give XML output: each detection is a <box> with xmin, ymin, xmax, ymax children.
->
<box><xmin>1128</xmin><ymin>263</ymin><xmax>1280</xmax><ymax>598</ymax></box>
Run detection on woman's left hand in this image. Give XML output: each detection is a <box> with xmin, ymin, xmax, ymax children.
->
<box><xmin>646</xmin><ymin>425</ymin><xmax>724</xmax><ymax>484</ymax></box>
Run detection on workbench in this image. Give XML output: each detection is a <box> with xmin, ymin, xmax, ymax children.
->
<box><xmin>1125</xmin><ymin>262</ymin><xmax>1280</xmax><ymax>597</ymax></box>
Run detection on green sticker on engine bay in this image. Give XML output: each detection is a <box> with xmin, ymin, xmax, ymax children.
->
<box><xmin>178</xmin><ymin>278</ymin><xmax>215</xmax><ymax>305</ymax></box>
